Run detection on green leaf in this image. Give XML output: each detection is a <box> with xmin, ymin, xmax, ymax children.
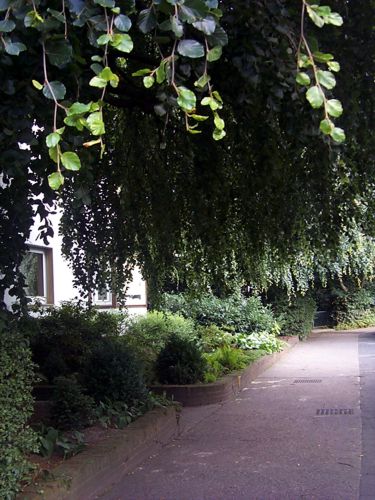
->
<box><xmin>177</xmin><ymin>86</ymin><xmax>196</xmax><ymax>112</ymax></box>
<box><xmin>32</xmin><ymin>80</ymin><xmax>43</xmax><ymax>90</ymax></box>
<box><xmin>317</xmin><ymin>70</ymin><xmax>336</xmax><ymax>90</ymax></box>
<box><xmin>193</xmin><ymin>16</ymin><xmax>216</xmax><ymax>35</ymax></box>
<box><xmin>194</xmin><ymin>74</ymin><xmax>210</xmax><ymax>88</ymax></box>
<box><xmin>114</xmin><ymin>14</ymin><xmax>132</xmax><ymax>32</ymax></box>
<box><xmin>201</xmin><ymin>96</ymin><xmax>219</xmax><ymax>110</ymax></box>
<box><xmin>99</xmin><ymin>66</ymin><xmax>119</xmax><ymax>87</ymax></box>
<box><xmin>45</xmin><ymin>40</ymin><xmax>73</xmax><ymax>68</ymax></box>
<box><xmin>313</xmin><ymin>52</ymin><xmax>334</xmax><ymax>63</ymax></box>
<box><xmin>132</xmin><ymin>68</ymin><xmax>152</xmax><ymax>76</ymax></box>
<box><xmin>331</xmin><ymin>127</ymin><xmax>346</xmax><ymax>143</ymax></box>
<box><xmin>306</xmin><ymin>86</ymin><xmax>324</xmax><ymax>109</ymax></box>
<box><xmin>213</xmin><ymin>113</ymin><xmax>224</xmax><ymax>130</ymax></box>
<box><xmin>171</xmin><ymin>15</ymin><xmax>184</xmax><ymax>38</ymax></box>
<box><xmin>207</xmin><ymin>45</ymin><xmax>222</xmax><ymax>62</ymax></box>
<box><xmin>87</xmin><ymin>112</ymin><xmax>105</xmax><ymax>135</ymax></box>
<box><xmin>179</xmin><ymin>0</ymin><xmax>208</xmax><ymax>22</ymax></box>
<box><xmin>67</xmin><ymin>102</ymin><xmax>92</xmax><ymax>115</ymax></box>
<box><xmin>326</xmin><ymin>12</ymin><xmax>343</xmax><ymax>26</ymax></box>
<box><xmin>46</xmin><ymin>132</ymin><xmax>61</xmax><ymax>148</ymax></box>
<box><xmin>49</xmin><ymin>146</ymin><xmax>58</xmax><ymax>163</ymax></box>
<box><xmin>143</xmin><ymin>76</ymin><xmax>155</xmax><ymax>88</ymax></box>
<box><xmin>4</xmin><ymin>40</ymin><xmax>27</xmax><ymax>56</ymax></box>
<box><xmin>213</xmin><ymin>128</ymin><xmax>226</xmax><ymax>140</ymax></box>
<box><xmin>306</xmin><ymin>5</ymin><xmax>324</xmax><ymax>28</ymax></box>
<box><xmin>177</xmin><ymin>39</ymin><xmax>205</xmax><ymax>58</ymax></box>
<box><xmin>110</xmin><ymin>34</ymin><xmax>133</xmax><ymax>53</ymax></box>
<box><xmin>24</xmin><ymin>10</ymin><xmax>43</xmax><ymax>28</ymax></box>
<box><xmin>327</xmin><ymin>61</ymin><xmax>340</xmax><ymax>72</ymax></box>
<box><xmin>156</xmin><ymin>63</ymin><xmax>166</xmax><ymax>84</ymax></box>
<box><xmin>190</xmin><ymin>114</ymin><xmax>209</xmax><ymax>121</ymax></box>
<box><xmin>319</xmin><ymin>118</ymin><xmax>334</xmax><ymax>135</ymax></box>
<box><xmin>138</xmin><ymin>8</ymin><xmax>157</xmax><ymax>34</ymax></box>
<box><xmin>43</xmin><ymin>81</ymin><xmax>66</xmax><ymax>100</ymax></box>
<box><xmin>48</xmin><ymin>172</ymin><xmax>64</xmax><ymax>190</ymax></box>
<box><xmin>89</xmin><ymin>76</ymin><xmax>107</xmax><ymax>88</ymax></box>
<box><xmin>61</xmin><ymin>151</ymin><xmax>81</xmax><ymax>171</ymax></box>
<box><xmin>326</xmin><ymin>99</ymin><xmax>343</xmax><ymax>118</ymax></box>
<box><xmin>97</xmin><ymin>34</ymin><xmax>112</xmax><ymax>45</ymax></box>
<box><xmin>296</xmin><ymin>72</ymin><xmax>311</xmax><ymax>86</ymax></box>
<box><xmin>298</xmin><ymin>54</ymin><xmax>312</xmax><ymax>68</ymax></box>
<box><xmin>0</xmin><ymin>19</ymin><xmax>15</xmax><ymax>32</ymax></box>
<box><xmin>207</xmin><ymin>25</ymin><xmax>228</xmax><ymax>47</ymax></box>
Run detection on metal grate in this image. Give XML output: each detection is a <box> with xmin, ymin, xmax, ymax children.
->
<box><xmin>316</xmin><ymin>408</ymin><xmax>354</xmax><ymax>416</ymax></box>
<box><xmin>294</xmin><ymin>379</ymin><xmax>322</xmax><ymax>384</ymax></box>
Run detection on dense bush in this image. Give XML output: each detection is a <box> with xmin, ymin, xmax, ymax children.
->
<box><xmin>193</xmin><ymin>324</ymin><xmax>233</xmax><ymax>353</ymax></box>
<box><xmin>84</xmin><ymin>340</ymin><xmax>147</xmax><ymax>405</ymax></box>
<box><xmin>232</xmin><ymin>330</ymin><xmax>283</xmax><ymax>353</ymax></box>
<box><xmin>161</xmin><ymin>293</ymin><xmax>277</xmax><ymax>334</ymax></box>
<box><xmin>0</xmin><ymin>314</ymin><xmax>39</xmax><ymax>499</ymax></box>
<box><xmin>51</xmin><ymin>376</ymin><xmax>95</xmax><ymax>430</ymax></box>
<box><xmin>124</xmin><ymin>311</ymin><xmax>195</xmax><ymax>383</ymax></box>
<box><xmin>204</xmin><ymin>347</ymin><xmax>266</xmax><ymax>382</ymax></box>
<box><xmin>20</xmin><ymin>303</ymin><xmax>124</xmax><ymax>382</ymax></box>
<box><xmin>273</xmin><ymin>294</ymin><xmax>317</xmax><ymax>340</ymax></box>
<box><xmin>156</xmin><ymin>335</ymin><xmax>206</xmax><ymax>384</ymax></box>
<box><xmin>331</xmin><ymin>286</ymin><xmax>375</xmax><ymax>329</ymax></box>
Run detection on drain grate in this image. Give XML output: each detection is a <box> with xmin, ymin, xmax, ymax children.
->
<box><xmin>316</xmin><ymin>408</ymin><xmax>354</xmax><ymax>416</ymax></box>
<box><xmin>294</xmin><ymin>379</ymin><xmax>322</xmax><ymax>384</ymax></box>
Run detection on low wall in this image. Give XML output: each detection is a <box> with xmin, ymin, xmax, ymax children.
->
<box><xmin>151</xmin><ymin>337</ymin><xmax>299</xmax><ymax>406</ymax></box>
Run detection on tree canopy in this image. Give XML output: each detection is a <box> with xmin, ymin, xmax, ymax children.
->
<box><xmin>1</xmin><ymin>0</ymin><xmax>375</xmax><ymax>307</ymax></box>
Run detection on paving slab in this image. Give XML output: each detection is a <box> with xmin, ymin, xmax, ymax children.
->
<box><xmin>99</xmin><ymin>332</ymin><xmax>365</xmax><ymax>500</ymax></box>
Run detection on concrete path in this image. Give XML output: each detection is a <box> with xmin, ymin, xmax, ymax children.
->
<box><xmin>99</xmin><ymin>330</ymin><xmax>375</xmax><ymax>500</ymax></box>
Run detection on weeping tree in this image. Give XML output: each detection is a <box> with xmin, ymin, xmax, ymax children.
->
<box><xmin>1</xmin><ymin>0</ymin><xmax>375</xmax><ymax>308</ymax></box>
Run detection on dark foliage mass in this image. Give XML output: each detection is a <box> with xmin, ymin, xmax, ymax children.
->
<box><xmin>1</xmin><ymin>1</ymin><xmax>374</xmax><ymax>306</ymax></box>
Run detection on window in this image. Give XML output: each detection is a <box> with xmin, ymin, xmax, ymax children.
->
<box><xmin>93</xmin><ymin>286</ymin><xmax>114</xmax><ymax>306</ymax></box>
<box><xmin>20</xmin><ymin>246</ymin><xmax>54</xmax><ymax>304</ymax></box>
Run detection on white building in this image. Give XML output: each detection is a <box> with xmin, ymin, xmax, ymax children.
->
<box><xmin>4</xmin><ymin>210</ymin><xmax>148</xmax><ymax>314</ymax></box>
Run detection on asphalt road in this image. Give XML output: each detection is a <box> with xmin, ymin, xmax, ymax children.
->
<box><xmin>98</xmin><ymin>329</ymin><xmax>375</xmax><ymax>500</ymax></box>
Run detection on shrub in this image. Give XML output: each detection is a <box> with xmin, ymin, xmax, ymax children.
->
<box><xmin>204</xmin><ymin>347</ymin><xmax>267</xmax><ymax>383</ymax></box>
<box><xmin>51</xmin><ymin>376</ymin><xmax>95</xmax><ymax>430</ymax></box>
<box><xmin>194</xmin><ymin>324</ymin><xmax>233</xmax><ymax>353</ymax></box>
<box><xmin>124</xmin><ymin>311</ymin><xmax>196</xmax><ymax>384</ymax></box>
<box><xmin>160</xmin><ymin>293</ymin><xmax>277</xmax><ymax>334</ymax></box>
<box><xmin>273</xmin><ymin>294</ymin><xmax>317</xmax><ymax>340</ymax></box>
<box><xmin>331</xmin><ymin>286</ymin><xmax>375</xmax><ymax>329</ymax></box>
<box><xmin>21</xmin><ymin>302</ymin><xmax>124</xmax><ymax>382</ymax></box>
<box><xmin>156</xmin><ymin>335</ymin><xmax>206</xmax><ymax>384</ymax></box>
<box><xmin>232</xmin><ymin>329</ymin><xmax>283</xmax><ymax>353</ymax></box>
<box><xmin>0</xmin><ymin>314</ymin><xmax>39</xmax><ymax>499</ymax></box>
<box><xmin>84</xmin><ymin>340</ymin><xmax>147</xmax><ymax>405</ymax></box>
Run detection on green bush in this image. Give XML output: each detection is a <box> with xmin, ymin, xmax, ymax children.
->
<box><xmin>124</xmin><ymin>311</ymin><xmax>196</xmax><ymax>384</ymax></box>
<box><xmin>0</xmin><ymin>314</ymin><xmax>39</xmax><ymax>499</ymax></box>
<box><xmin>51</xmin><ymin>376</ymin><xmax>95</xmax><ymax>430</ymax></box>
<box><xmin>232</xmin><ymin>329</ymin><xmax>283</xmax><ymax>353</ymax></box>
<box><xmin>331</xmin><ymin>286</ymin><xmax>375</xmax><ymax>329</ymax></box>
<box><xmin>84</xmin><ymin>340</ymin><xmax>147</xmax><ymax>405</ymax></box>
<box><xmin>156</xmin><ymin>335</ymin><xmax>206</xmax><ymax>384</ymax></box>
<box><xmin>161</xmin><ymin>293</ymin><xmax>277</xmax><ymax>334</ymax></box>
<box><xmin>203</xmin><ymin>347</ymin><xmax>266</xmax><ymax>382</ymax></box>
<box><xmin>273</xmin><ymin>294</ymin><xmax>317</xmax><ymax>340</ymax></box>
<box><xmin>20</xmin><ymin>302</ymin><xmax>124</xmax><ymax>382</ymax></box>
<box><xmin>193</xmin><ymin>324</ymin><xmax>233</xmax><ymax>353</ymax></box>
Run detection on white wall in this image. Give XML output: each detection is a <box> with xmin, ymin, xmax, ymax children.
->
<box><xmin>5</xmin><ymin>210</ymin><xmax>147</xmax><ymax>315</ymax></box>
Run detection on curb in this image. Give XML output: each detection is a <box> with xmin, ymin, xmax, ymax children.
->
<box><xmin>20</xmin><ymin>406</ymin><xmax>180</xmax><ymax>500</ymax></box>
<box><xmin>151</xmin><ymin>336</ymin><xmax>299</xmax><ymax>406</ymax></box>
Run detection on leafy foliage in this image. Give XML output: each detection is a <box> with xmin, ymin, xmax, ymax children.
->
<box><xmin>331</xmin><ymin>285</ymin><xmax>375</xmax><ymax>330</ymax></box>
<box><xmin>21</xmin><ymin>302</ymin><xmax>124</xmax><ymax>382</ymax></box>
<box><xmin>156</xmin><ymin>334</ymin><xmax>206</xmax><ymax>385</ymax></box>
<box><xmin>83</xmin><ymin>339</ymin><xmax>147</xmax><ymax>404</ymax></box>
<box><xmin>51</xmin><ymin>376</ymin><xmax>95</xmax><ymax>431</ymax></box>
<box><xmin>203</xmin><ymin>347</ymin><xmax>266</xmax><ymax>383</ymax></box>
<box><xmin>160</xmin><ymin>293</ymin><xmax>277</xmax><ymax>334</ymax></box>
<box><xmin>0</xmin><ymin>314</ymin><xmax>39</xmax><ymax>499</ymax></box>
<box><xmin>36</xmin><ymin>425</ymin><xmax>85</xmax><ymax>460</ymax></box>
<box><xmin>124</xmin><ymin>311</ymin><xmax>196</xmax><ymax>384</ymax></box>
<box><xmin>272</xmin><ymin>294</ymin><xmax>317</xmax><ymax>340</ymax></box>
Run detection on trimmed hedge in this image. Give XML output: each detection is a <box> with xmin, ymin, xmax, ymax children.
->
<box><xmin>0</xmin><ymin>314</ymin><xmax>39</xmax><ymax>499</ymax></box>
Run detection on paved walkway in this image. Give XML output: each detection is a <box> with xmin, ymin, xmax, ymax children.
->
<box><xmin>99</xmin><ymin>329</ymin><xmax>375</xmax><ymax>500</ymax></box>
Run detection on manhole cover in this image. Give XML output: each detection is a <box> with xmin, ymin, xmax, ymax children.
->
<box><xmin>294</xmin><ymin>379</ymin><xmax>322</xmax><ymax>383</ymax></box>
<box><xmin>316</xmin><ymin>408</ymin><xmax>354</xmax><ymax>416</ymax></box>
